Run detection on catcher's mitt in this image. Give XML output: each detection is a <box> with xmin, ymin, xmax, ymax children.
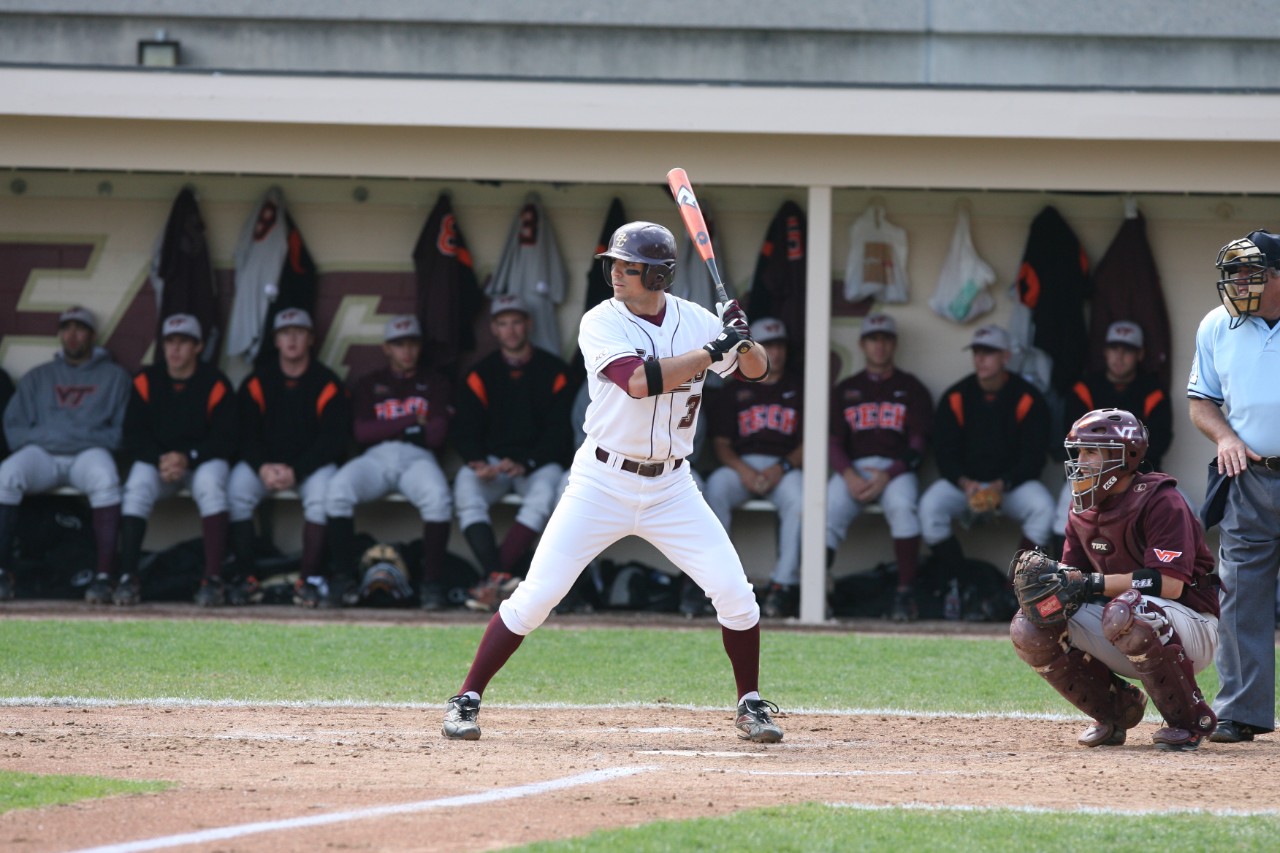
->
<box><xmin>1009</xmin><ymin>549</ymin><xmax>1101</xmax><ymax>626</ymax></box>
<box><xmin>968</xmin><ymin>484</ymin><xmax>1002</xmax><ymax>514</ymax></box>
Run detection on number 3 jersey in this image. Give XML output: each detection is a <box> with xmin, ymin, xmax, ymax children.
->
<box><xmin>579</xmin><ymin>294</ymin><xmax>739</xmax><ymax>462</ymax></box>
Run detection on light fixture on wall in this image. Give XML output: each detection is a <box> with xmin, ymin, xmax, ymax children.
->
<box><xmin>137</xmin><ymin>29</ymin><xmax>180</xmax><ymax>67</ymax></box>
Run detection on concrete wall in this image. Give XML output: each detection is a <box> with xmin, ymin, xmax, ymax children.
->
<box><xmin>2</xmin><ymin>1</ymin><xmax>1278</xmax><ymax>89</ymax></box>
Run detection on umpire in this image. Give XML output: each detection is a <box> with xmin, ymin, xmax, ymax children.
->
<box><xmin>1189</xmin><ymin>228</ymin><xmax>1280</xmax><ymax>744</ymax></box>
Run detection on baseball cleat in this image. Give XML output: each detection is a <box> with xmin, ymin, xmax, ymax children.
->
<box><xmin>465</xmin><ymin>573</ymin><xmax>518</xmax><ymax>612</ymax></box>
<box><xmin>890</xmin><ymin>589</ymin><xmax>918</xmax><ymax>623</ymax></box>
<box><xmin>443</xmin><ymin>694</ymin><xmax>481</xmax><ymax>740</ymax></box>
<box><xmin>84</xmin><ymin>573</ymin><xmax>114</xmax><ymax>605</ymax></box>
<box><xmin>762</xmin><ymin>583</ymin><xmax>799</xmax><ymax>619</ymax></box>
<box><xmin>1153</xmin><ymin>726</ymin><xmax>1204</xmax><ymax>752</ymax></box>
<box><xmin>0</xmin><ymin>569</ymin><xmax>14</xmax><ymax>601</ymax></box>
<box><xmin>195</xmin><ymin>577</ymin><xmax>226</xmax><ymax>608</ymax></box>
<box><xmin>1078</xmin><ymin>721</ymin><xmax>1127</xmax><ymax>747</ymax></box>
<box><xmin>112</xmin><ymin>574</ymin><xmax>141</xmax><ymax>606</ymax></box>
<box><xmin>735</xmin><ymin>697</ymin><xmax>783</xmax><ymax>743</ymax></box>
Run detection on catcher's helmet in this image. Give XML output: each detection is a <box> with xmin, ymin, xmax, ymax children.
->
<box><xmin>595</xmin><ymin>221</ymin><xmax>677</xmax><ymax>292</ymax></box>
<box><xmin>357</xmin><ymin>544</ymin><xmax>414</xmax><ymax>606</ymax></box>
<box><xmin>1215</xmin><ymin>229</ymin><xmax>1280</xmax><ymax>329</ymax></box>
<box><xmin>1064</xmin><ymin>408</ymin><xmax>1148</xmax><ymax>513</ymax></box>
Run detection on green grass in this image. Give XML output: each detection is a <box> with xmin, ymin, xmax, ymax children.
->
<box><xmin>0</xmin><ymin>769</ymin><xmax>169</xmax><ymax>814</ymax></box>
<box><xmin>0</xmin><ymin>619</ymin><xmax>1237</xmax><ymax>715</ymax></box>
<box><xmin>0</xmin><ymin>618</ymin><xmax>1274</xmax><ymax>849</ymax></box>
<box><xmin>513</xmin><ymin>803</ymin><xmax>1280</xmax><ymax>852</ymax></box>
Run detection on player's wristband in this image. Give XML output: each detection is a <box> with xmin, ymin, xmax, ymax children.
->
<box><xmin>1087</xmin><ymin>573</ymin><xmax>1105</xmax><ymax>594</ymax></box>
<box><xmin>644</xmin><ymin>359</ymin><xmax>664</xmax><ymax>397</ymax></box>
<box><xmin>1131</xmin><ymin>569</ymin><xmax>1163</xmax><ymax>597</ymax></box>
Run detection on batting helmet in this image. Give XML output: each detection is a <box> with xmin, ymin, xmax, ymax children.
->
<box><xmin>1064</xmin><ymin>408</ymin><xmax>1148</xmax><ymax>513</ymax></box>
<box><xmin>595</xmin><ymin>221</ymin><xmax>677</xmax><ymax>292</ymax></box>
<box><xmin>1215</xmin><ymin>229</ymin><xmax>1280</xmax><ymax>329</ymax></box>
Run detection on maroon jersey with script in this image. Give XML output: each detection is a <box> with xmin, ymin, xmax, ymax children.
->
<box><xmin>707</xmin><ymin>373</ymin><xmax>803</xmax><ymax>457</ymax></box>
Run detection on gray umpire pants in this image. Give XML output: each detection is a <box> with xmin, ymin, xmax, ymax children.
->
<box><xmin>1213</xmin><ymin>465</ymin><xmax>1280</xmax><ymax>732</ymax></box>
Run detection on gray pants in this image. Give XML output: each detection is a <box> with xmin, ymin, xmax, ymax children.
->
<box><xmin>228</xmin><ymin>461</ymin><xmax>335</xmax><ymax>525</ymax></box>
<box><xmin>826</xmin><ymin>456</ymin><xmax>921</xmax><ymax>547</ymax></box>
<box><xmin>704</xmin><ymin>454</ymin><xmax>804</xmax><ymax>586</ymax></box>
<box><xmin>454</xmin><ymin>456</ymin><xmax>563</xmax><ymax>532</ymax></box>
<box><xmin>0</xmin><ymin>445</ymin><xmax>119</xmax><ymax>508</ymax></box>
<box><xmin>1067</xmin><ymin>597</ymin><xmax>1219</xmax><ymax>679</ymax></box>
<box><xmin>1213</xmin><ymin>465</ymin><xmax>1280</xmax><ymax>732</ymax></box>
<box><xmin>122</xmin><ymin>458</ymin><xmax>229</xmax><ymax>518</ymax></box>
<box><xmin>919</xmin><ymin>477</ymin><xmax>1055</xmax><ymax>547</ymax></box>
<box><xmin>325</xmin><ymin>442</ymin><xmax>452</xmax><ymax>522</ymax></box>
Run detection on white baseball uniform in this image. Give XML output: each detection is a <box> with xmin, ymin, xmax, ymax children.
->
<box><xmin>498</xmin><ymin>294</ymin><xmax>760</xmax><ymax>634</ymax></box>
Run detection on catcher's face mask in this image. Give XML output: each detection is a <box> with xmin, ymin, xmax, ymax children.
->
<box><xmin>1064</xmin><ymin>443</ymin><xmax>1127</xmax><ymax>513</ymax></box>
<box><xmin>1216</xmin><ymin>237</ymin><xmax>1272</xmax><ymax>329</ymax></box>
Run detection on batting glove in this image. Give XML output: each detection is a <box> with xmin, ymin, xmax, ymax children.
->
<box><xmin>716</xmin><ymin>300</ymin><xmax>751</xmax><ymax>337</ymax></box>
<box><xmin>703</xmin><ymin>325</ymin><xmax>748</xmax><ymax>362</ymax></box>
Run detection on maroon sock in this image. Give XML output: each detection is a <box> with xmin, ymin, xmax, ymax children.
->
<box><xmin>459</xmin><ymin>613</ymin><xmax>525</xmax><ymax>697</ymax></box>
<box><xmin>893</xmin><ymin>535</ymin><xmax>921</xmax><ymax>590</ymax></box>
<box><xmin>498</xmin><ymin>522</ymin><xmax>538</xmax><ymax>575</ymax></box>
<box><xmin>301</xmin><ymin>521</ymin><xmax>327</xmax><ymax>578</ymax></box>
<box><xmin>420</xmin><ymin>520</ymin><xmax>451</xmax><ymax>585</ymax></box>
<box><xmin>721</xmin><ymin>622</ymin><xmax>761</xmax><ymax>701</ymax></box>
<box><xmin>201</xmin><ymin>512</ymin><xmax>229</xmax><ymax>580</ymax></box>
<box><xmin>92</xmin><ymin>504</ymin><xmax>122</xmax><ymax>578</ymax></box>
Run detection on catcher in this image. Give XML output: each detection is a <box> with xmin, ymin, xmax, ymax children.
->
<box><xmin>1010</xmin><ymin>408</ymin><xmax>1220</xmax><ymax>751</ymax></box>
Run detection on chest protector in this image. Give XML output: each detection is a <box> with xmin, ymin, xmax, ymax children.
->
<box><xmin>1070</xmin><ymin>472</ymin><xmax>1175</xmax><ymax>576</ymax></box>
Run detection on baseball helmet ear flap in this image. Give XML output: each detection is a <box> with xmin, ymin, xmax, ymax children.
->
<box><xmin>643</xmin><ymin>260</ymin><xmax>676</xmax><ymax>291</ymax></box>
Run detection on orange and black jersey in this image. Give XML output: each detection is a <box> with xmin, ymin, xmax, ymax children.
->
<box><xmin>452</xmin><ymin>348</ymin><xmax>572</xmax><ymax>471</ymax></box>
<box><xmin>1062</xmin><ymin>371</ymin><xmax>1172</xmax><ymax>471</ymax></box>
<box><xmin>237</xmin><ymin>358</ymin><xmax>351</xmax><ymax>480</ymax></box>
<box><xmin>122</xmin><ymin>361</ymin><xmax>236</xmax><ymax>467</ymax></box>
<box><xmin>933</xmin><ymin>372</ymin><xmax>1050</xmax><ymax>489</ymax></box>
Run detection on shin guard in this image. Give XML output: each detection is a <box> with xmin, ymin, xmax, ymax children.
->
<box><xmin>1102</xmin><ymin>589</ymin><xmax>1215</xmax><ymax>738</ymax></box>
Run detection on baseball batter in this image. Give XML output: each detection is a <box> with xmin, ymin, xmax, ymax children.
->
<box><xmin>442</xmin><ymin>221</ymin><xmax>784</xmax><ymax>743</ymax></box>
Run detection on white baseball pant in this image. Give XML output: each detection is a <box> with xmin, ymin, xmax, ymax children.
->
<box><xmin>499</xmin><ymin>440</ymin><xmax>760</xmax><ymax>635</ymax></box>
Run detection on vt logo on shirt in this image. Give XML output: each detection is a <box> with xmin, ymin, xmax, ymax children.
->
<box><xmin>55</xmin><ymin>385</ymin><xmax>97</xmax><ymax>408</ymax></box>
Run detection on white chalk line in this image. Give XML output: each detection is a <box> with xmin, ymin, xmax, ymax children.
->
<box><xmin>639</xmin><ymin>750</ymin><xmax>780</xmax><ymax>758</ymax></box>
<box><xmin>64</xmin><ymin>765</ymin><xmax>655</xmax><ymax>853</ymax></box>
<box><xmin>0</xmin><ymin>695</ymin><xmax>1104</xmax><ymax>723</ymax></box>
<box><xmin>723</xmin><ymin>769</ymin><xmax>969</xmax><ymax>777</ymax></box>
<box><xmin>827</xmin><ymin>801</ymin><xmax>1280</xmax><ymax>818</ymax></box>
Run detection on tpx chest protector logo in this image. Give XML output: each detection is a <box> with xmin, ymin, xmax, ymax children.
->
<box><xmin>1090</xmin><ymin>538</ymin><xmax>1114</xmax><ymax>554</ymax></box>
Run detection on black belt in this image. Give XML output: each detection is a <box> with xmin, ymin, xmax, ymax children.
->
<box><xmin>594</xmin><ymin>447</ymin><xmax>683</xmax><ymax>478</ymax></box>
<box><xmin>1250</xmin><ymin>456</ymin><xmax>1280</xmax><ymax>472</ymax></box>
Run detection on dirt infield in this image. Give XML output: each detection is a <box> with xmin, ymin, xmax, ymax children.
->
<box><xmin>2</xmin><ymin>605</ymin><xmax>1279</xmax><ymax>852</ymax></box>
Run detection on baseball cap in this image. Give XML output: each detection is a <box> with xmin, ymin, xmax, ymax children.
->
<box><xmin>489</xmin><ymin>294</ymin><xmax>529</xmax><ymax>317</ymax></box>
<box><xmin>58</xmin><ymin>305</ymin><xmax>97</xmax><ymax>332</ymax></box>
<box><xmin>860</xmin><ymin>312</ymin><xmax>898</xmax><ymax>338</ymax></box>
<box><xmin>1245</xmin><ymin>229</ymin><xmax>1280</xmax><ymax>267</ymax></box>
<box><xmin>161</xmin><ymin>313</ymin><xmax>202</xmax><ymax>341</ymax></box>
<box><xmin>1105</xmin><ymin>320</ymin><xmax>1144</xmax><ymax>349</ymax></box>
<box><xmin>272</xmin><ymin>307</ymin><xmax>313</xmax><ymax>331</ymax></box>
<box><xmin>750</xmin><ymin>317</ymin><xmax>787</xmax><ymax>344</ymax></box>
<box><xmin>383</xmin><ymin>314</ymin><xmax>422</xmax><ymax>342</ymax></box>
<box><xmin>965</xmin><ymin>324</ymin><xmax>1011</xmax><ymax>352</ymax></box>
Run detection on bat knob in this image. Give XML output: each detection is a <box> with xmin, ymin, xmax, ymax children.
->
<box><xmin>735</xmin><ymin>340</ymin><xmax>752</xmax><ymax>354</ymax></box>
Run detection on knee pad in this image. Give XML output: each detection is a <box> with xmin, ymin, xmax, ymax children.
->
<box><xmin>1011</xmin><ymin>611</ymin><xmax>1141</xmax><ymax>727</ymax></box>
<box><xmin>1103</xmin><ymin>590</ymin><xmax>1214</xmax><ymax>735</ymax></box>
<box><xmin>1009</xmin><ymin>611</ymin><xmax>1068</xmax><ymax>667</ymax></box>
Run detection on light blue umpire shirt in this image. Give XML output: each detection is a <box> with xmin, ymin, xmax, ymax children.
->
<box><xmin>1187</xmin><ymin>304</ymin><xmax>1280</xmax><ymax>457</ymax></box>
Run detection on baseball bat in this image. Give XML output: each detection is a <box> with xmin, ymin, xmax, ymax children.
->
<box><xmin>666</xmin><ymin>168</ymin><xmax>751</xmax><ymax>354</ymax></box>
<box><xmin>666</xmin><ymin>167</ymin><xmax>730</xmax><ymax>305</ymax></box>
